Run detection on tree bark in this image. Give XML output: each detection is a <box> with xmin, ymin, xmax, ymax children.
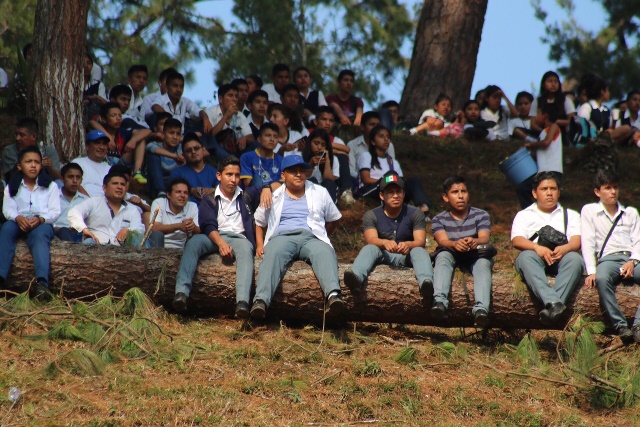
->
<box><xmin>27</xmin><ymin>0</ymin><xmax>89</xmax><ymax>163</ymax></box>
<box><xmin>399</xmin><ymin>0</ymin><xmax>488</xmax><ymax>121</ymax></box>
<box><xmin>6</xmin><ymin>241</ymin><xmax>640</xmax><ymax>330</ymax></box>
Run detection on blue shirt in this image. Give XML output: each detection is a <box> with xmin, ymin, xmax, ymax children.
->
<box><xmin>147</xmin><ymin>142</ymin><xmax>183</xmax><ymax>175</ymax></box>
<box><xmin>240</xmin><ymin>149</ymin><xmax>283</xmax><ymax>188</ymax></box>
<box><xmin>170</xmin><ymin>164</ymin><xmax>219</xmax><ymax>204</ymax></box>
<box><xmin>274</xmin><ymin>194</ymin><xmax>311</xmax><ymax>236</ymax></box>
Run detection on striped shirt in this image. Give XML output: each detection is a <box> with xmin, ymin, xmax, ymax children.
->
<box><xmin>431</xmin><ymin>207</ymin><xmax>491</xmax><ymax>241</ymax></box>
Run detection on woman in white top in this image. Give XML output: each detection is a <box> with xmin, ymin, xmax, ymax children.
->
<box><xmin>269</xmin><ymin>103</ymin><xmax>305</xmax><ymax>157</ymax></box>
<box><xmin>480</xmin><ymin>85</ymin><xmax>518</xmax><ymax>140</ymax></box>
<box><xmin>410</xmin><ymin>93</ymin><xmax>452</xmax><ymax>136</ymax></box>
<box><xmin>302</xmin><ymin>129</ymin><xmax>339</xmax><ymax>203</ymax></box>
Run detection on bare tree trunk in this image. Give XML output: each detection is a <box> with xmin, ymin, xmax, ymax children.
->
<box><xmin>400</xmin><ymin>0</ymin><xmax>488</xmax><ymax>121</ymax></box>
<box><xmin>27</xmin><ymin>0</ymin><xmax>89</xmax><ymax>163</ymax></box>
<box><xmin>6</xmin><ymin>241</ymin><xmax>640</xmax><ymax>331</ymax></box>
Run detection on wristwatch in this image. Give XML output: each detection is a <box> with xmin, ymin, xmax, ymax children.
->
<box><xmin>632</xmin><ymin>259</ymin><xmax>639</xmax><ymax>266</ymax></box>
<box><xmin>262</xmin><ymin>184</ymin><xmax>272</xmax><ymax>190</ymax></box>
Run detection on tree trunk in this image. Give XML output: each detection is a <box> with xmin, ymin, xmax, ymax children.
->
<box><xmin>27</xmin><ymin>0</ymin><xmax>89</xmax><ymax>163</ymax></box>
<box><xmin>399</xmin><ymin>0</ymin><xmax>488</xmax><ymax>122</ymax></box>
<box><xmin>6</xmin><ymin>241</ymin><xmax>640</xmax><ymax>331</ymax></box>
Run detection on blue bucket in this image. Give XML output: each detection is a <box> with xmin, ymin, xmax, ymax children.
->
<box><xmin>499</xmin><ymin>147</ymin><xmax>538</xmax><ymax>185</ymax></box>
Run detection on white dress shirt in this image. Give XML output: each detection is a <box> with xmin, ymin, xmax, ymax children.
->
<box><xmin>55</xmin><ymin>190</ymin><xmax>89</xmax><ymax>228</ymax></box>
<box><xmin>68</xmin><ymin>197</ymin><xmax>145</xmax><ymax>245</ymax></box>
<box><xmin>214</xmin><ymin>186</ymin><xmax>246</xmax><ymax>235</ymax></box>
<box><xmin>150</xmin><ymin>198</ymin><xmax>199</xmax><ymax>249</ymax></box>
<box><xmin>204</xmin><ymin>105</ymin><xmax>253</xmax><ymax>138</ymax></box>
<box><xmin>154</xmin><ymin>93</ymin><xmax>202</xmax><ymax>124</ymax></box>
<box><xmin>255</xmin><ymin>181</ymin><xmax>342</xmax><ymax>247</ymax></box>
<box><xmin>2</xmin><ymin>180</ymin><xmax>60</xmax><ymax>224</ymax></box>
<box><xmin>511</xmin><ymin>203</ymin><xmax>581</xmax><ymax>242</ymax></box>
<box><xmin>581</xmin><ymin>202</ymin><xmax>640</xmax><ymax>275</ymax></box>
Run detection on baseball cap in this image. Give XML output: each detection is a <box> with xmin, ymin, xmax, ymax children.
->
<box><xmin>379</xmin><ymin>171</ymin><xmax>404</xmax><ymax>191</ymax></box>
<box><xmin>281</xmin><ymin>154</ymin><xmax>311</xmax><ymax>171</ymax></box>
<box><xmin>86</xmin><ymin>130</ymin><xmax>109</xmax><ymax>143</ymax></box>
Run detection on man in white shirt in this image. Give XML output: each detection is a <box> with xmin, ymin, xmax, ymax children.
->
<box><xmin>250</xmin><ymin>155</ymin><xmax>344</xmax><ymax>320</ymax></box>
<box><xmin>149</xmin><ymin>178</ymin><xmax>199</xmax><ymax>249</ymax></box>
<box><xmin>151</xmin><ymin>72</ymin><xmax>212</xmax><ymax>133</ymax></box>
<box><xmin>261</xmin><ymin>63</ymin><xmax>291</xmax><ymax>103</ymax></box>
<box><xmin>511</xmin><ymin>171</ymin><xmax>582</xmax><ymax>325</ymax></box>
<box><xmin>581</xmin><ymin>170</ymin><xmax>640</xmax><ymax>342</ymax></box>
<box><xmin>68</xmin><ymin>170</ymin><xmax>146</xmax><ymax>246</ymax></box>
<box><xmin>72</xmin><ymin>130</ymin><xmax>111</xmax><ymax>197</ymax></box>
<box><xmin>141</xmin><ymin>67</ymin><xmax>177</xmax><ymax>124</ymax></box>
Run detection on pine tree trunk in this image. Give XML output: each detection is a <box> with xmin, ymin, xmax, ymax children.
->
<box><xmin>27</xmin><ymin>0</ymin><xmax>89</xmax><ymax>163</ymax></box>
<box><xmin>399</xmin><ymin>0</ymin><xmax>488</xmax><ymax>121</ymax></box>
<box><xmin>6</xmin><ymin>241</ymin><xmax>640</xmax><ymax>331</ymax></box>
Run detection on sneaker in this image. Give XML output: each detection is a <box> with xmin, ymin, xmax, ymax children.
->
<box><xmin>31</xmin><ymin>282</ymin><xmax>52</xmax><ymax>302</ymax></box>
<box><xmin>133</xmin><ymin>170</ymin><xmax>147</xmax><ymax>184</ymax></box>
<box><xmin>172</xmin><ymin>292</ymin><xmax>188</xmax><ymax>313</ymax></box>
<box><xmin>431</xmin><ymin>302</ymin><xmax>447</xmax><ymax>320</ymax></box>
<box><xmin>235</xmin><ymin>301</ymin><xmax>250</xmax><ymax>319</ymax></box>
<box><xmin>618</xmin><ymin>326</ymin><xmax>633</xmax><ymax>343</ymax></box>
<box><xmin>343</xmin><ymin>270</ymin><xmax>362</xmax><ymax>293</ymax></box>
<box><xmin>340</xmin><ymin>189</ymin><xmax>355</xmax><ymax>205</ymax></box>
<box><xmin>326</xmin><ymin>293</ymin><xmax>346</xmax><ymax>317</ymax></box>
<box><xmin>474</xmin><ymin>308</ymin><xmax>489</xmax><ymax>328</ymax></box>
<box><xmin>250</xmin><ymin>299</ymin><xmax>267</xmax><ymax>320</ymax></box>
<box><xmin>419</xmin><ymin>279</ymin><xmax>434</xmax><ymax>300</ymax></box>
<box><xmin>632</xmin><ymin>325</ymin><xmax>640</xmax><ymax>343</ymax></box>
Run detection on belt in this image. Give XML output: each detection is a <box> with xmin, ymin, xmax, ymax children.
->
<box><xmin>606</xmin><ymin>251</ymin><xmax>631</xmax><ymax>257</ymax></box>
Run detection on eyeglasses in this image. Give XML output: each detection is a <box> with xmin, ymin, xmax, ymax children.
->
<box><xmin>184</xmin><ymin>146</ymin><xmax>202</xmax><ymax>154</ymax></box>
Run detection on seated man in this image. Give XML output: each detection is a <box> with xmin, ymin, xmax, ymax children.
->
<box><xmin>430</xmin><ymin>176</ymin><xmax>493</xmax><ymax>327</ymax></box>
<box><xmin>326</xmin><ymin>69</ymin><xmax>364</xmax><ymax>126</ymax></box>
<box><xmin>72</xmin><ymin>130</ymin><xmax>112</xmax><ymax>197</ymax></box>
<box><xmin>2</xmin><ymin>117</ymin><xmax>61</xmax><ymax>180</ymax></box>
<box><xmin>149</xmin><ymin>178</ymin><xmax>199</xmax><ymax>249</ymax></box>
<box><xmin>173</xmin><ymin>156</ymin><xmax>261</xmax><ymax>316</ymax></box>
<box><xmin>581</xmin><ymin>170</ymin><xmax>640</xmax><ymax>342</ymax></box>
<box><xmin>68</xmin><ymin>170</ymin><xmax>146</xmax><ymax>246</ymax></box>
<box><xmin>261</xmin><ymin>63</ymin><xmax>291</xmax><ymax>103</ymax></box>
<box><xmin>250</xmin><ymin>155</ymin><xmax>344</xmax><ymax>319</ymax></box>
<box><xmin>344</xmin><ymin>171</ymin><xmax>433</xmax><ymax>298</ymax></box>
<box><xmin>170</xmin><ymin>133</ymin><xmax>219</xmax><ymax>205</ymax></box>
<box><xmin>0</xmin><ymin>146</ymin><xmax>60</xmax><ymax>300</ymax></box>
<box><xmin>511</xmin><ymin>171</ymin><xmax>582</xmax><ymax>325</ymax></box>
<box><xmin>54</xmin><ymin>163</ymin><xmax>89</xmax><ymax>242</ymax></box>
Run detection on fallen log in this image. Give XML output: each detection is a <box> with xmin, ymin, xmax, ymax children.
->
<box><xmin>5</xmin><ymin>241</ymin><xmax>640</xmax><ymax>330</ymax></box>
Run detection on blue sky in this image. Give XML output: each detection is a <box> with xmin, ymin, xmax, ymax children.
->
<box><xmin>181</xmin><ymin>0</ymin><xmax>604</xmax><ymax>109</ymax></box>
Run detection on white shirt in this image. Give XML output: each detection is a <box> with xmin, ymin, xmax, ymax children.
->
<box><xmin>511</xmin><ymin>203</ymin><xmax>580</xmax><ymax>242</ymax></box>
<box><xmin>155</xmin><ymin>93</ymin><xmax>202</xmax><ymax>124</ymax></box>
<box><xmin>418</xmin><ymin>108</ymin><xmax>450</xmax><ymax>127</ymax></box>
<box><xmin>481</xmin><ymin>106</ymin><xmax>510</xmax><ymax>140</ymax></box>
<box><xmin>84</xmin><ymin>80</ymin><xmax>107</xmax><ymax>100</ymax></box>
<box><xmin>310</xmin><ymin>155</ymin><xmax>340</xmax><ymax>182</ymax></box>
<box><xmin>55</xmin><ymin>190</ymin><xmax>89</xmax><ymax>228</ymax></box>
<box><xmin>577</xmin><ymin>100</ymin><xmax>611</xmax><ymax>129</ymax></box>
<box><xmin>0</xmin><ymin>67</ymin><xmax>9</xmax><ymax>88</ymax></box>
<box><xmin>150</xmin><ymin>198</ymin><xmax>199</xmax><ymax>249</ymax></box>
<box><xmin>71</xmin><ymin>157</ymin><xmax>111</xmax><ymax>198</ymax></box>
<box><xmin>300</xmin><ymin>89</ymin><xmax>327</xmax><ymax>106</ymax></box>
<box><xmin>2</xmin><ymin>180</ymin><xmax>60</xmax><ymax>224</ymax></box>
<box><xmin>347</xmin><ymin>135</ymin><xmax>396</xmax><ymax>179</ymax></box>
<box><xmin>356</xmin><ymin>152</ymin><xmax>403</xmax><ymax>186</ymax></box>
<box><xmin>581</xmin><ymin>202</ymin><xmax>640</xmax><ymax>275</ymax></box>
<box><xmin>255</xmin><ymin>181</ymin><xmax>342</xmax><ymax>247</ymax></box>
<box><xmin>204</xmin><ymin>104</ymin><xmax>252</xmax><ymax>138</ymax></box>
<box><xmin>141</xmin><ymin>90</ymin><xmax>163</xmax><ymax>119</ymax></box>
<box><xmin>275</xmin><ymin>129</ymin><xmax>305</xmax><ymax>157</ymax></box>
<box><xmin>126</xmin><ymin>85</ymin><xmax>145</xmax><ymax>121</ymax></box>
<box><xmin>530</xmin><ymin>97</ymin><xmax>576</xmax><ymax>116</ymax></box>
<box><xmin>616</xmin><ymin>110</ymin><xmax>640</xmax><ymax>130</ymax></box>
<box><xmin>536</xmin><ymin>126</ymin><xmax>563</xmax><ymax>173</ymax></box>
<box><xmin>68</xmin><ymin>197</ymin><xmax>145</xmax><ymax>246</ymax></box>
<box><xmin>214</xmin><ymin>186</ymin><xmax>245</xmax><ymax>235</ymax></box>
<box><xmin>249</xmin><ymin>114</ymin><xmax>269</xmax><ymax>129</ymax></box>
<box><xmin>262</xmin><ymin>83</ymin><xmax>281</xmax><ymax>103</ymax></box>
<box><xmin>507</xmin><ymin>117</ymin><xmax>532</xmax><ymax>136</ymax></box>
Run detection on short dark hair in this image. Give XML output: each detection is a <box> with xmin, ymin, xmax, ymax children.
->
<box><xmin>16</xmin><ymin>117</ymin><xmax>38</xmax><ymax>136</ymax></box>
<box><xmin>442</xmin><ymin>175</ymin><xmax>466</xmax><ymax>194</ymax></box>
<box><xmin>246</xmin><ymin>74</ymin><xmax>263</xmax><ymax>88</ymax></box>
<box><xmin>280</xmin><ymin>83</ymin><xmax>299</xmax><ymax>96</ymax></box>
<box><xmin>109</xmin><ymin>84</ymin><xmax>132</xmax><ymax>100</ymax></box>
<box><xmin>315</xmin><ymin>106</ymin><xmax>334</xmax><ymax>118</ymax></box>
<box><xmin>163</xmin><ymin>118</ymin><xmax>183</xmax><ymax>132</ymax></box>
<box><xmin>218</xmin><ymin>83</ymin><xmax>238</xmax><ymax>99</ymax></box>
<box><xmin>586</xmin><ymin>76</ymin><xmax>608</xmax><ymax>100</ymax></box>
<box><xmin>127</xmin><ymin>64</ymin><xmax>148</xmax><ymax>76</ymax></box>
<box><xmin>627</xmin><ymin>90</ymin><xmax>640</xmax><ymax>101</ymax></box>
<box><xmin>337</xmin><ymin>69</ymin><xmax>355</xmax><ymax>81</ymax></box>
<box><xmin>271</xmin><ymin>63</ymin><xmax>290</xmax><ymax>76</ymax></box>
<box><xmin>17</xmin><ymin>145</ymin><xmax>42</xmax><ymax>163</ymax></box>
<box><xmin>381</xmin><ymin>100</ymin><xmax>399</xmax><ymax>109</ymax></box>
<box><xmin>61</xmin><ymin>162</ymin><xmax>83</xmax><ymax>177</ymax></box>
<box><xmin>103</xmin><ymin>171</ymin><xmax>129</xmax><ymax>185</ymax></box>
<box><xmin>516</xmin><ymin>91</ymin><xmax>534</xmax><ymax>103</ymax></box>
<box><xmin>361</xmin><ymin>111</ymin><xmax>380</xmax><ymax>126</ymax></box>
<box><xmin>165</xmin><ymin>71</ymin><xmax>184</xmax><ymax>85</ymax></box>
<box><xmin>532</xmin><ymin>171</ymin><xmax>560</xmax><ymax>189</ymax></box>
<box><xmin>159</xmin><ymin>67</ymin><xmax>178</xmax><ymax>82</ymax></box>
<box><xmin>293</xmin><ymin>66</ymin><xmax>311</xmax><ymax>79</ymax></box>
<box><xmin>231</xmin><ymin>78</ymin><xmax>248</xmax><ymax>88</ymax></box>
<box><xmin>434</xmin><ymin>93</ymin><xmax>451</xmax><ymax>105</ymax></box>
<box><xmin>540</xmin><ymin>102</ymin><xmax>561</xmax><ymax>123</ymax></box>
<box><xmin>181</xmin><ymin>132</ymin><xmax>202</xmax><ymax>151</ymax></box>
<box><xmin>100</xmin><ymin>102</ymin><xmax>121</xmax><ymax>118</ymax></box>
<box><xmin>593</xmin><ymin>169</ymin><xmax>619</xmax><ymax>189</ymax></box>
<box><xmin>258</xmin><ymin>122</ymin><xmax>279</xmax><ymax>136</ymax></box>
<box><xmin>217</xmin><ymin>155</ymin><xmax>241</xmax><ymax>173</ymax></box>
<box><xmin>168</xmin><ymin>177</ymin><xmax>191</xmax><ymax>194</ymax></box>
<box><xmin>108</xmin><ymin>164</ymin><xmax>132</xmax><ymax>177</ymax></box>
<box><xmin>248</xmin><ymin>89</ymin><xmax>269</xmax><ymax>104</ymax></box>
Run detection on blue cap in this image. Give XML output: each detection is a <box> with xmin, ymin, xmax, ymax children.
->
<box><xmin>281</xmin><ymin>155</ymin><xmax>311</xmax><ymax>171</ymax></box>
<box><xmin>86</xmin><ymin>130</ymin><xmax>108</xmax><ymax>142</ymax></box>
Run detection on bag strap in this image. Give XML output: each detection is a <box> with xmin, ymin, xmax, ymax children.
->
<box><xmin>598</xmin><ymin>211</ymin><xmax>624</xmax><ymax>259</ymax></box>
<box><xmin>386</xmin><ymin>155</ymin><xmax>394</xmax><ymax>171</ymax></box>
<box><xmin>529</xmin><ymin>207</ymin><xmax>568</xmax><ymax>242</ymax></box>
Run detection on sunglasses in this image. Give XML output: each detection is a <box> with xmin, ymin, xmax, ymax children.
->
<box><xmin>184</xmin><ymin>146</ymin><xmax>202</xmax><ymax>154</ymax></box>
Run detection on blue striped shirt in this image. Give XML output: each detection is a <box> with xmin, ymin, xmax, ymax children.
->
<box><xmin>431</xmin><ymin>207</ymin><xmax>491</xmax><ymax>241</ymax></box>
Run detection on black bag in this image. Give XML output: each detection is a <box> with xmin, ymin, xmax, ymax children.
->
<box><xmin>430</xmin><ymin>243</ymin><xmax>497</xmax><ymax>264</ymax></box>
<box><xmin>529</xmin><ymin>208</ymin><xmax>568</xmax><ymax>250</ymax></box>
<box><xmin>215</xmin><ymin>128</ymin><xmax>238</xmax><ymax>156</ymax></box>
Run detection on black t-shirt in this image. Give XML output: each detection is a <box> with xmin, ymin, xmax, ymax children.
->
<box><xmin>362</xmin><ymin>204</ymin><xmax>426</xmax><ymax>242</ymax></box>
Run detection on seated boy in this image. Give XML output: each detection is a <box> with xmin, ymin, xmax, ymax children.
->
<box><xmin>146</xmin><ymin>118</ymin><xmax>185</xmax><ymax>199</ymax></box>
<box><xmin>581</xmin><ymin>170</ymin><xmax>640</xmax><ymax>342</ymax></box>
<box><xmin>246</xmin><ymin>89</ymin><xmax>270</xmax><ymax>139</ymax></box>
<box><xmin>149</xmin><ymin>177</ymin><xmax>199</xmax><ymax>249</ymax></box>
<box><xmin>68</xmin><ymin>170</ymin><xmax>146</xmax><ymax>246</ymax></box>
<box><xmin>141</xmin><ymin>67</ymin><xmax>178</xmax><ymax>125</ymax></box>
<box><xmin>326</xmin><ymin>69</ymin><xmax>364</xmax><ymax>126</ymax></box>
<box><xmin>240</xmin><ymin>123</ymin><xmax>284</xmax><ymax>190</ymax></box>
<box><xmin>430</xmin><ymin>176</ymin><xmax>494</xmax><ymax>327</ymax></box>
<box><xmin>344</xmin><ymin>171</ymin><xmax>433</xmax><ymax>298</ymax></box>
<box><xmin>173</xmin><ymin>156</ymin><xmax>261</xmax><ymax>316</ymax></box>
<box><xmin>2</xmin><ymin>117</ymin><xmax>61</xmax><ymax>180</ymax></box>
<box><xmin>54</xmin><ymin>163</ymin><xmax>89</xmax><ymax>242</ymax></box>
<box><xmin>1</xmin><ymin>146</ymin><xmax>60</xmax><ymax>300</ymax></box>
<box><xmin>261</xmin><ymin>64</ymin><xmax>291</xmax><ymax>103</ymax></box>
<box><xmin>509</xmin><ymin>91</ymin><xmax>541</xmax><ymax>141</ymax></box>
<box><xmin>170</xmin><ymin>134</ymin><xmax>219</xmax><ymax>205</ymax></box>
<box><xmin>109</xmin><ymin>84</ymin><xmax>149</xmax><ymax>129</ymax></box>
<box><xmin>280</xmin><ymin>83</ymin><xmax>308</xmax><ymax>136</ymax></box>
<box><xmin>125</xmin><ymin>64</ymin><xmax>149</xmax><ymax>123</ymax></box>
<box><xmin>231</xmin><ymin>78</ymin><xmax>251</xmax><ymax>116</ymax></box>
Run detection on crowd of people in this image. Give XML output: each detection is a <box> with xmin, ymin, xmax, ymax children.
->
<box><xmin>1</xmin><ymin>52</ymin><xmax>640</xmax><ymax>342</ymax></box>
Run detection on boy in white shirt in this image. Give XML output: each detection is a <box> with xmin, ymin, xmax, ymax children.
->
<box><xmin>149</xmin><ymin>178</ymin><xmax>199</xmax><ymax>249</ymax></box>
<box><xmin>151</xmin><ymin>72</ymin><xmax>212</xmax><ymax>133</ymax></box>
<box><xmin>55</xmin><ymin>163</ymin><xmax>89</xmax><ymax>242</ymax></box>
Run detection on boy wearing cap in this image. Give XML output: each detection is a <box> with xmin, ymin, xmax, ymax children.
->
<box><xmin>250</xmin><ymin>154</ymin><xmax>344</xmax><ymax>319</ymax></box>
<box><xmin>430</xmin><ymin>176</ymin><xmax>494</xmax><ymax>327</ymax></box>
<box><xmin>343</xmin><ymin>171</ymin><xmax>433</xmax><ymax>297</ymax></box>
<box><xmin>72</xmin><ymin>130</ymin><xmax>112</xmax><ymax>197</ymax></box>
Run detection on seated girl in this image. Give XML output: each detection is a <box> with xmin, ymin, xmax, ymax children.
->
<box><xmin>268</xmin><ymin>103</ymin><xmax>306</xmax><ymax>157</ymax></box>
<box><xmin>480</xmin><ymin>85</ymin><xmax>517</xmax><ymax>140</ymax></box>
<box><xmin>302</xmin><ymin>129</ymin><xmax>339</xmax><ymax>203</ymax></box>
<box><xmin>410</xmin><ymin>94</ymin><xmax>452</xmax><ymax>135</ymax></box>
<box><xmin>576</xmin><ymin>76</ymin><xmax>631</xmax><ymax>144</ymax></box>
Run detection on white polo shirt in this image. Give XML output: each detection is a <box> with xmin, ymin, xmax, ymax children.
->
<box><xmin>150</xmin><ymin>197</ymin><xmax>199</xmax><ymax>249</ymax></box>
<box><xmin>262</xmin><ymin>83</ymin><xmax>281</xmax><ymax>103</ymax></box>
<box><xmin>154</xmin><ymin>93</ymin><xmax>202</xmax><ymax>124</ymax></box>
<box><xmin>511</xmin><ymin>203</ymin><xmax>580</xmax><ymax>242</ymax></box>
<box><xmin>204</xmin><ymin>105</ymin><xmax>252</xmax><ymax>138</ymax></box>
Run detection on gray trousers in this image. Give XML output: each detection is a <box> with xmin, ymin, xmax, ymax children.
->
<box><xmin>255</xmin><ymin>229</ymin><xmax>340</xmax><ymax>307</ymax></box>
<box><xmin>175</xmin><ymin>232</ymin><xmax>255</xmax><ymax>303</ymax></box>
<box><xmin>433</xmin><ymin>251</ymin><xmax>493</xmax><ymax>314</ymax></box>
<box><xmin>350</xmin><ymin>244</ymin><xmax>433</xmax><ymax>287</ymax></box>
<box><xmin>515</xmin><ymin>250</ymin><xmax>583</xmax><ymax>306</ymax></box>
<box><xmin>595</xmin><ymin>253</ymin><xmax>640</xmax><ymax>330</ymax></box>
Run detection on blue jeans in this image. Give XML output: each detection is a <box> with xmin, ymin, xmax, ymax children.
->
<box><xmin>146</xmin><ymin>153</ymin><xmax>170</xmax><ymax>199</ymax></box>
<box><xmin>255</xmin><ymin>229</ymin><xmax>340</xmax><ymax>307</ymax></box>
<box><xmin>350</xmin><ymin>244</ymin><xmax>433</xmax><ymax>288</ymax></box>
<box><xmin>0</xmin><ymin>221</ymin><xmax>54</xmax><ymax>287</ymax></box>
<box><xmin>55</xmin><ymin>227</ymin><xmax>82</xmax><ymax>243</ymax></box>
<box><xmin>433</xmin><ymin>251</ymin><xmax>493</xmax><ymax>314</ymax></box>
<box><xmin>595</xmin><ymin>253</ymin><xmax>640</xmax><ymax>330</ymax></box>
<box><xmin>515</xmin><ymin>250</ymin><xmax>583</xmax><ymax>306</ymax></box>
<box><xmin>175</xmin><ymin>232</ymin><xmax>255</xmax><ymax>303</ymax></box>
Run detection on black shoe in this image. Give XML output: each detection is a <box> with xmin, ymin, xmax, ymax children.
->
<box><xmin>547</xmin><ymin>302</ymin><xmax>566</xmax><ymax>323</ymax></box>
<box><xmin>250</xmin><ymin>299</ymin><xmax>267</xmax><ymax>320</ymax></box>
<box><xmin>326</xmin><ymin>293</ymin><xmax>346</xmax><ymax>317</ymax></box>
<box><xmin>172</xmin><ymin>292</ymin><xmax>188</xmax><ymax>313</ymax></box>
<box><xmin>618</xmin><ymin>326</ymin><xmax>633</xmax><ymax>343</ymax></box>
<box><xmin>420</xmin><ymin>279</ymin><xmax>434</xmax><ymax>300</ymax></box>
<box><xmin>235</xmin><ymin>301</ymin><xmax>250</xmax><ymax>319</ymax></box>
<box><xmin>343</xmin><ymin>270</ymin><xmax>362</xmax><ymax>293</ymax></box>
<box><xmin>632</xmin><ymin>325</ymin><xmax>640</xmax><ymax>343</ymax></box>
<box><xmin>31</xmin><ymin>282</ymin><xmax>52</xmax><ymax>302</ymax></box>
<box><xmin>474</xmin><ymin>308</ymin><xmax>489</xmax><ymax>328</ymax></box>
<box><xmin>431</xmin><ymin>302</ymin><xmax>447</xmax><ymax>320</ymax></box>
<box><xmin>539</xmin><ymin>308</ymin><xmax>552</xmax><ymax>325</ymax></box>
